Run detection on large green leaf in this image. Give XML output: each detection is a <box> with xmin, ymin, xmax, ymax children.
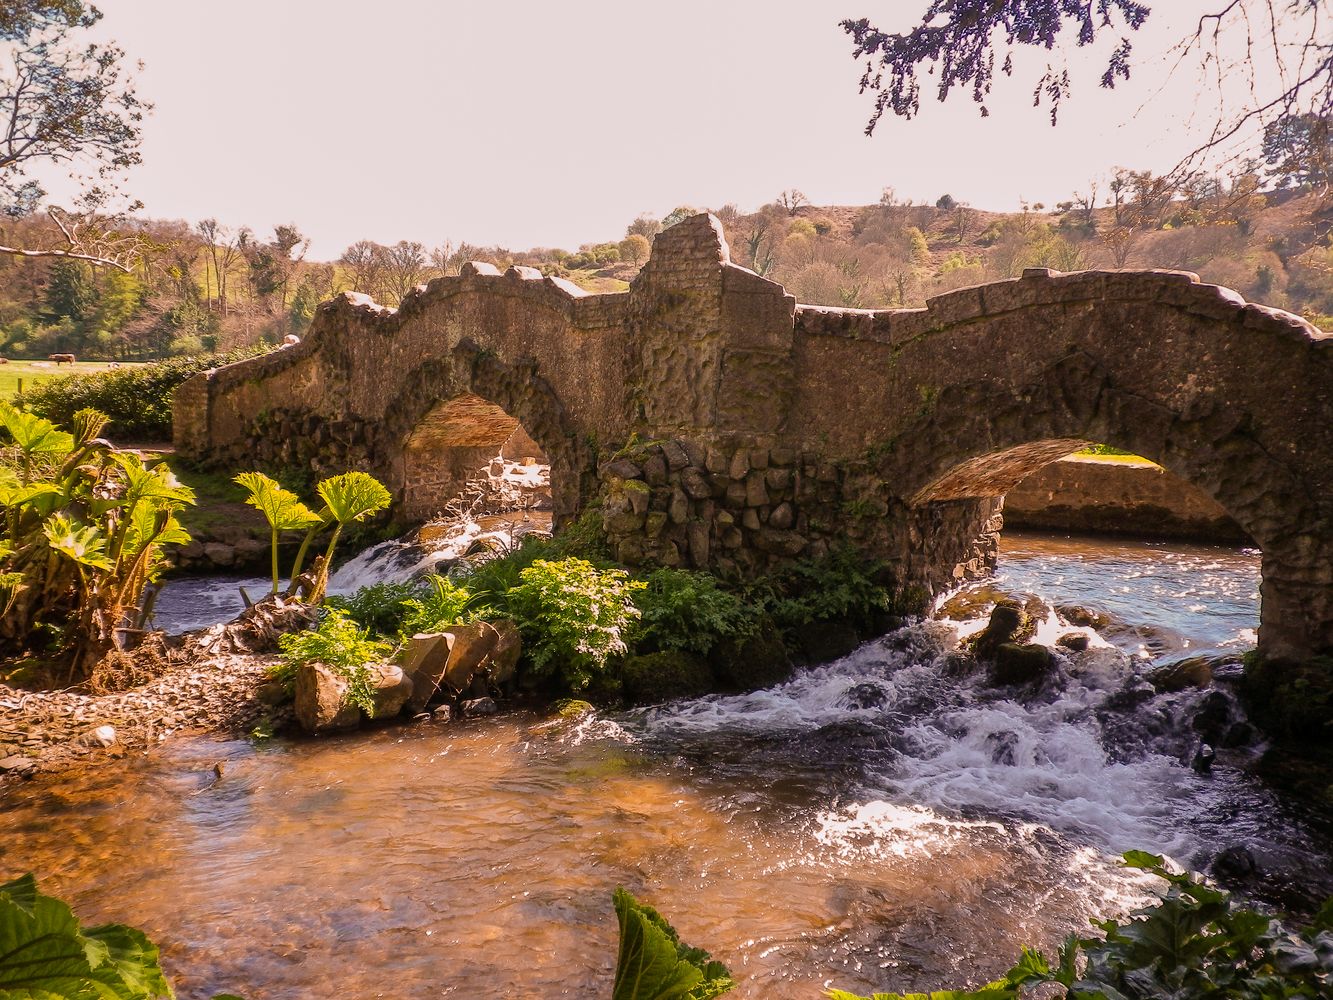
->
<box><xmin>315</xmin><ymin>471</ymin><xmax>391</xmax><ymax>526</ymax></box>
<box><xmin>233</xmin><ymin>472</ymin><xmax>321</xmax><ymax>532</ymax></box>
<box><xmin>113</xmin><ymin>454</ymin><xmax>196</xmax><ymax>511</ymax></box>
<box><xmin>612</xmin><ymin>888</ymin><xmax>734</xmax><ymax>1000</ymax></box>
<box><xmin>0</xmin><ymin>401</ymin><xmax>75</xmax><ymax>457</ymax></box>
<box><xmin>0</xmin><ymin>873</ymin><xmax>173</xmax><ymax>999</ymax></box>
<box><xmin>43</xmin><ymin>515</ymin><xmax>112</xmax><ymax>572</ymax></box>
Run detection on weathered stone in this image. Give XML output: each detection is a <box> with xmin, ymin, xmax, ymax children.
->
<box><xmin>729</xmin><ymin>449</ymin><xmax>750</xmax><ymax>479</ymax></box>
<box><xmin>442</xmin><ymin>626</ymin><xmax>501</xmax><ymax>698</ymax></box>
<box><xmin>724</xmin><ymin>481</ymin><xmax>748</xmax><ymax>507</ymax></box>
<box><xmin>642</xmin><ymin>453</ymin><xmax>668</xmax><ymax>486</ymax></box>
<box><xmin>1056</xmin><ymin>632</ymin><xmax>1090</xmax><ymax>652</ymax></box>
<box><xmin>765</xmin><ymin>467</ymin><xmax>791</xmax><ymax>492</ymax></box>
<box><xmin>741</xmin><ymin>509</ymin><xmax>761</xmax><ymax>530</ymax></box>
<box><xmin>749</xmin><ymin>448</ymin><xmax>770</xmax><ymax>470</ymax></box>
<box><xmin>679</xmin><ymin>467</ymin><xmax>711</xmax><ymax>500</ymax></box>
<box><xmin>400</xmin><ymin>632</ymin><xmax>453</xmax><ymax>714</ymax></box>
<box><xmin>754</xmin><ymin>528</ymin><xmax>806</xmax><ymax>556</ymax></box>
<box><xmin>668</xmin><ymin>488</ymin><xmax>690</xmax><ymax>524</ymax></box>
<box><xmin>687</xmin><ymin>520</ymin><xmax>710</xmax><ymax>568</ymax></box>
<box><xmin>625</xmin><ymin>480</ymin><xmax>651</xmax><ymax>516</ymax></box>
<box><xmin>770</xmin><ymin>447</ymin><xmax>796</xmax><ymax>467</ymax></box>
<box><xmin>714</xmin><ymin>510</ymin><xmax>735</xmax><ymax>528</ymax></box>
<box><xmin>84</xmin><ymin>725</ymin><xmax>117</xmax><ymax>748</ymax></box>
<box><xmin>487</xmin><ymin>620</ymin><xmax>522</xmax><ymax>688</ymax></box>
<box><xmin>367</xmin><ymin>662</ymin><xmax>414</xmax><ymax>719</ymax></box>
<box><xmin>617</xmin><ymin>537</ymin><xmax>645</xmax><ymax>564</ymax></box>
<box><xmin>769</xmin><ymin>501</ymin><xmax>795</xmax><ymax>530</ymax></box>
<box><xmin>462</xmin><ymin>697</ymin><xmax>498</xmax><ymax>717</ymax></box>
<box><xmin>661</xmin><ymin>440</ymin><xmax>690</xmax><ymax>470</ymax></box>
<box><xmin>679</xmin><ymin>439</ymin><xmax>707</xmax><ymax>468</ymax></box>
<box><xmin>722</xmin><ymin>527</ymin><xmax>744</xmax><ymax>548</ymax></box>
<box><xmin>604</xmin><ymin>508</ymin><xmax>646</xmax><ymax>534</ymax></box>
<box><xmin>432</xmin><ymin>704</ymin><xmax>453</xmax><ymax>722</ymax></box>
<box><xmin>295</xmin><ymin>662</ymin><xmax>360</xmax><ymax>733</ymax></box>
<box><xmin>645</xmin><ymin>511</ymin><xmax>668</xmax><ymax>538</ymax></box>
<box><xmin>603</xmin><ymin>458</ymin><xmax>642</xmax><ymax>480</ymax></box>
<box><xmin>705</xmin><ymin>448</ymin><xmax>729</xmax><ymax>474</ymax></box>
<box><xmin>745</xmin><ymin>470</ymin><xmax>769</xmax><ymax>507</ymax></box>
<box><xmin>203</xmin><ymin>542</ymin><xmax>235</xmax><ymax>567</ymax></box>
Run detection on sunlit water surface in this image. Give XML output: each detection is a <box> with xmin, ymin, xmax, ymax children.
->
<box><xmin>3</xmin><ymin>531</ymin><xmax>1327</xmax><ymax>999</ymax></box>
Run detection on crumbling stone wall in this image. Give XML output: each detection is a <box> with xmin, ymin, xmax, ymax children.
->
<box><xmin>175</xmin><ymin>214</ymin><xmax>1333</xmax><ymax>662</ymax></box>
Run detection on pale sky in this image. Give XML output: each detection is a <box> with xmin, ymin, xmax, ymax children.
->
<box><xmin>88</xmin><ymin>1</ymin><xmax>1275</xmax><ymax>259</ymax></box>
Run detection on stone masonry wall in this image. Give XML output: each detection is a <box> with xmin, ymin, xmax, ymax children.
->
<box><xmin>176</xmin><ymin>215</ymin><xmax>1333</xmax><ymax>661</ymax></box>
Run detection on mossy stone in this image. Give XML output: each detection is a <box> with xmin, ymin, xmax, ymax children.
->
<box><xmin>621</xmin><ymin>650</ymin><xmax>716</xmax><ymax>705</ymax></box>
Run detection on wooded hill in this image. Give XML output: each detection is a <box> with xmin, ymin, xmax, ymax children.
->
<box><xmin>1</xmin><ymin>183</ymin><xmax>1329</xmax><ymax>363</ymax></box>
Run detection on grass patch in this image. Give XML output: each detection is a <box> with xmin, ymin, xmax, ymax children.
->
<box><xmin>0</xmin><ymin>360</ymin><xmax>141</xmax><ymax>399</ymax></box>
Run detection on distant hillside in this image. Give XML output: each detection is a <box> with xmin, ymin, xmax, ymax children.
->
<box><xmin>1</xmin><ymin>187</ymin><xmax>1328</xmax><ymax>363</ymax></box>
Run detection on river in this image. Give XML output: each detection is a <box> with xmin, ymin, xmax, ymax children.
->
<box><xmin>2</xmin><ymin>531</ymin><xmax>1328</xmax><ymax>999</ymax></box>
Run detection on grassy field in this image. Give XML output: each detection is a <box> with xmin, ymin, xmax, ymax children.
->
<box><xmin>0</xmin><ymin>360</ymin><xmax>145</xmax><ymax>399</ymax></box>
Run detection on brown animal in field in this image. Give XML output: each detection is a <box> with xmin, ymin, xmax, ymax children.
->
<box><xmin>0</xmin><ymin>357</ymin><xmax>8</xmax><ymax>364</ymax></box>
<box><xmin>48</xmin><ymin>353</ymin><xmax>76</xmax><ymax>365</ymax></box>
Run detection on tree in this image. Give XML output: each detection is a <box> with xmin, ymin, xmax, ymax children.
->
<box><xmin>660</xmin><ymin>205</ymin><xmax>698</xmax><ymax>230</ymax></box>
<box><xmin>340</xmin><ymin>239</ymin><xmax>387</xmax><ymax>299</ymax></box>
<box><xmin>842</xmin><ymin>2</ymin><xmax>1332</xmax><ymax>168</ymax></box>
<box><xmin>1262</xmin><ymin>112</ymin><xmax>1333</xmax><ymax>191</ymax></box>
<box><xmin>777</xmin><ymin>189</ymin><xmax>809</xmax><ymax>214</ymax></box>
<box><xmin>245</xmin><ymin>224</ymin><xmax>308</xmax><ymax>311</ymax></box>
<box><xmin>381</xmin><ymin>240</ymin><xmax>428</xmax><ymax>305</ymax></box>
<box><xmin>626</xmin><ymin>215</ymin><xmax>661</xmax><ymax>239</ymax></box>
<box><xmin>619</xmin><ymin>233</ymin><xmax>650</xmax><ymax>267</ymax></box>
<box><xmin>0</xmin><ymin>1</ymin><xmax>151</xmax><ymax>270</ymax></box>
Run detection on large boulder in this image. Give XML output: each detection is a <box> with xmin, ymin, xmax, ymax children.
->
<box><xmin>970</xmin><ymin>598</ymin><xmax>1040</xmax><ymax>660</ymax></box>
<box><xmin>368</xmin><ymin>662</ymin><xmax>414</xmax><ymax>720</ymax></box>
<box><xmin>622</xmin><ymin>650</ymin><xmax>716</xmax><ymax>705</ymax></box>
<box><xmin>400</xmin><ymin>621</ymin><xmax>517</xmax><ymax>713</ymax></box>
<box><xmin>990</xmin><ymin>643</ymin><xmax>1056</xmax><ymax>687</ymax></box>
<box><xmin>294</xmin><ymin>662</ymin><xmax>360</xmax><ymax>733</ymax></box>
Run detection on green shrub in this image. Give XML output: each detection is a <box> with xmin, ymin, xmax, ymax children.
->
<box><xmin>506</xmin><ymin>557</ymin><xmax>645</xmax><ymax>692</ymax></box>
<box><xmin>18</xmin><ymin>345</ymin><xmax>270</xmax><ymax>441</ymax></box>
<box><xmin>275</xmin><ymin>608</ymin><xmax>388</xmax><ymax>712</ymax></box>
<box><xmin>830</xmin><ymin>852</ymin><xmax>1333</xmax><ymax>1000</ymax></box>
<box><xmin>0</xmin><ymin>873</ymin><xmax>174</xmax><ymax>999</ymax></box>
<box><xmin>326</xmin><ymin>581</ymin><xmax>423</xmax><ymax>636</ymax></box>
<box><xmin>749</xmin><ymin>547</ymin><xmax>892</xmax><ymax>635</ymax></box>
<box><xmin>399</xmin><ymin>575</ymin><xmax>474</xmax><ymax>635</ymax></box>
<box><xmin>631</xmin><ymin>568</ymin><xmax>758</xmax><ymax>656</ymax></box>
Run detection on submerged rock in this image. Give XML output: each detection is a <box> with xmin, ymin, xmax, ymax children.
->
<box><xmin>970</xmin><ymin>600</ymin><xmax>1036</xmax><ymax>660</ymax></box>
<box><xmin>989</xmin><ymin>643</ymin><xmax>1056</xmax><ymax>687</ymax></box>
<box><xmin>1056</xmin><ymin>632</ymin><xmax>1090</xmax><ymax>652</ymax></box>
<box><xmin>1149</xmin><ymin>656</ymin><xmax>1214</xmax><ymax>693</ymax></box>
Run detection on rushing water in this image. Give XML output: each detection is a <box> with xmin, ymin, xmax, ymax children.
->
<box><xmin>3</xmin><ymin>531</ymin><xmax>1329</xmax><ymax>999</ymax></box>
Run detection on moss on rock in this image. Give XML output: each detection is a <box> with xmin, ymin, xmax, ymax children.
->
<box><xmin>621</xmin><ymin>650</ymin><xmax>716</xmax><ymax>705</ymax></box>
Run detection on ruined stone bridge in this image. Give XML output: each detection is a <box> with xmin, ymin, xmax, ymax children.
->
<box><xmin>174</xmin><ymin>214</ymin><xmax>1333</xmax><ymax>662</ymax></box>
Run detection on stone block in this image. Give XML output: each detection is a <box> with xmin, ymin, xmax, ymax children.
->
<box><xmin>679</xmin><ymin>439</ymin><xmax>707</xmax><ymax>468</ymax></box>
<box><xmin>680</xmin><ymin>467</ymin><xmax>711</xmax><ymax>500</ymax></box>
<box><xmin>669</xmin><ymin>488</ymin><xmax>690</xmax><ymax>524</ymax></box>
<box><xmin>745</xmin><ymin>470</ymin><xmax>769</xmax><ymax>507</ymax></box>
<box><xmin>295</xmin><ymin>662</ymin><xmax>360</xmax><ymax>733</ymax></box>
<box><xmin>661</xmin><ymin>440</ymin><xmax>690</xmax><ymax>470</ymax></box>
<box><xmin>769</xmin><ymin>501</ymin><xmax>795</xmax><ymax>530</ymax></box>
<box><xmin>368</xmin><ymin>662</ymin><xmax>413</xmax><ymax>720</ymax></box>
<box><xmin>729</xmin><ymin>449</ymin><xmax>750</xmax><ymax>478</ymax></box>
<box><xmin>645</xmin><ymin>511</ymin><xmax>668</xmax><ymax>538</ymax></box>
<box><xmin>765</xmin><ymin>467</ymin><xmax>792</xmax><ymax>492</ymax></box>
<box><xmin>643</xmin><ymin>453</ymin><xmax>668</xmax><ymax>486</ymax></box>
<box><xmin>688</xmin><ymin>520</ymin><xmax>710</xmax><ymax>568</ymax></box>
<box><xmin>705</xmin><ymin>448</ymin><xmax>729</xmax><ymax>474</ymax></box>
<box><xmin>750</xmin><ymin>449</ymin><xmax>770</xmax><ymax>470</ymax></box>
<box><xmin>399</xmin><ymin>632</ymin><xmax>453</xmax><ymax>715</ymax></box>
<box><xmin>603</xmin><ymin>458</ymin><xmax>642</xmax><ymax>480</ymax></box>
<box><xmin>741</xmin><ymin>509</ymin><xmax>761</xmax><ymax>530</ymax></box>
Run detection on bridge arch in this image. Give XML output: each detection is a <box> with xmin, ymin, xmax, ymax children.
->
<box><xmin>792</xmin><ymin>270</ymin><xmax>1333</xmax><ymax>662</ymax></box>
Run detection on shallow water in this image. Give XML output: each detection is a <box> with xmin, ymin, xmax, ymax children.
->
<box><xmin>3</xmin><ymin>531</ymin><xmax>1326</xmax><ymax>999</ymax></box>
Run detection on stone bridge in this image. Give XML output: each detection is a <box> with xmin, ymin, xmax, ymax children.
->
<box><xmin>174</xmin><ymin>215</ymin><xmax>1333</xmax><ymax>663</ymax></box>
